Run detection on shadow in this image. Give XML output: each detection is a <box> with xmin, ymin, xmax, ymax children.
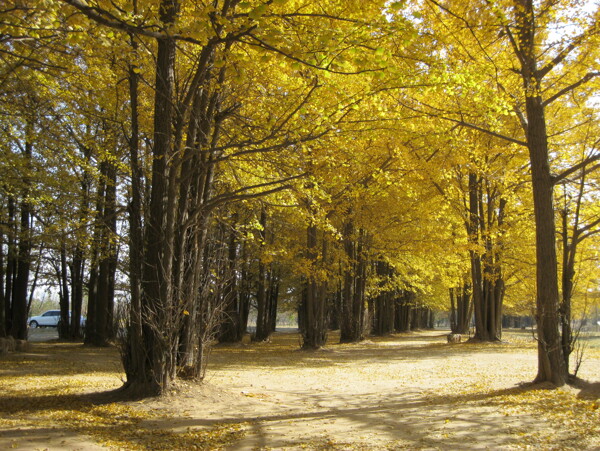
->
<box><xmin>137</xmin><ymin>383</ymin><xmax>551</xmax><ymax>450</ymax></box>
<box><xmin>209</xmin><ymin>331</ymin><xmax>526</xmax><ymax>372</ymax></box>
<box><xmin>572</xmin><ymin>378</ymin><xmax>600</xmax><ymax>400</ymax></box>
<box><xmin>2</xmin><ymin>326</ymin><xmax>596</xmax><ymax>450</ymax></box>
<box><xmin>0</xmin><ymin>390</ymin><xmax>244</xmax><ymax>450</ymax></box>
<box><xmin>1</xmin><ymin>341</ymin><xmax>123</xmax><ymax>378</ymax></box>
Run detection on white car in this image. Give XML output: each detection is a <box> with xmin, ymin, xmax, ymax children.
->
<box><xmin>28</xmin><ymin>310</ymin><xmax>61</xmax><ymax>328</ymax></box>
<box><xmin>28</xmin><ymin>310</ymin><xmax>86</xmax><ymax>328</ymax></box>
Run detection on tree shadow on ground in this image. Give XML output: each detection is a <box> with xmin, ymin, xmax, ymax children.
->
<box><xmin>210</xmin><ymin>332</ymin><xmax>530</xmax><ymax>372</ymax></box>
<box><xmin>572</xmin><ymin>378</ymin><xmax>600</xmax><ymax>400</ymax></box>
<box><xmin>141</xmin><ymin>383</ymin><xmax>554</xmax><ymax>450</ymax></box>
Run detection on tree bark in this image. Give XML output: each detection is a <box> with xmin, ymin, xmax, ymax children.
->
<box><xmin>372</xmin><ymin>261</ymin><xmax>395</xmax><ymax>336</ymax></box>
<box><xmin>0</xmin><ymin>226</ymin><xmax>5</xmax><ymax>338</ymax></box>
<box><xmin>58</xmin><ymin>242</ymin><xmax>70</xmax><ymax>339</ymax></box>
<box><xmin>10</xmin><ymin>137</ymin><xmax>32</xmax><ymax>341</ymax></box>
<box><xmin>514</xmin><ymin>0</ymin><xmax>566</xmax><ymax>385</ymax></box>
<box><xmin>450</xmin><ymin>283</ymin><xmax>471</xmax><ymax>335</ymax></box>
<box><xmin>300</xmin><ymin>223</ymin><xmax>328</xmax><ymax>349</ymax></box>
<box><xmin>340</xmin><ymin>223</ymin><xmax>368</xmax><ymax>343</ymax></box>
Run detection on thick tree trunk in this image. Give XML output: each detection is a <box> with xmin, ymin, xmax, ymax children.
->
<box><xmin>450</xmin><ymin>283</ymin><xmax>471</xmax><ymax>335</ymax></box>
<box><xmin>466</xmin><ymin>173</ymin><xmax>505</xmax><ymax>342</ymax></box>
<box><xmin>267</xmin><ymin>266</ymin><xmax>279</xmax><ymax>334</ymax></box>
<box><xmin>255</xmin><ymin>207</ymin><xmax>271</xmax><ymax>341</ymax></box>
<box><xmin>121</xmin><ymin>0</ymin><xmax>179</xmax><ymax>397</ymax></box>
<box><xmin>340</xmin><ymin>223</ymin><xmax>367</xmax><ymax>343</ymax></box>
<box><xmin>123</xmin><ymin>22</ymin><xmax>146</xmax><ymax>388</ymax></box>
<box><xmin>69</xmin><ymin>248</ymin><xmax>85</xmax><ymax>340</ymax></box>
<box><xmin>300</xmin><ymin>224</ymin><xmax>328</xmax><ymax>349</ymax></box>
<box><xmin>372</xmin><ymin>261</ymin><xmax>395</xmax><ymax>336</ymax></box>
<box><xmin>11</xmin><ymin>180</ymin><xmax>31</xmax><ymax>340</ymax></box>
<box><xmin>514</xmin><ymin>0</ymin><xmax>566</xmax><ymax>386</ymax></box>
<box><xmin>58</xmin><ymin>243</ymin><xmax>70</xmax><ymax>339</ymax></box>
<box><xmin>0</xmin><ymin>230</ymin><xmax>5</xmax><ymax>338</ymax></box>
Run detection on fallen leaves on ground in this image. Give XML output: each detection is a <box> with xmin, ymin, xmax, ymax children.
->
<box><xmin>0</xmin><ymin>343</ymin><xmax>245</xmax><ymax>450</ymax></box>
<box><xmin>1</xmin><ymin>331</ymin><xmax>599</xmax><ymax>450</ymax></box>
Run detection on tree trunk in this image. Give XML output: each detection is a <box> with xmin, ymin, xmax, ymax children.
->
<box><xmin>254</xmin><ymin>207</ymin><xmax>271</xmax><ymax>341</ymax></box>
<box><xmin>395</xmin><ymin>291</ymin><xmax>414</xmax><ymax>332</ymax></box>
<box><xmin>0</xmin><ymin>227</ymin><xmax>5</xmax><ymax>338</ymax></box>
<box><xmin>300</xmin><ymin>223</ymin><xmax>328</xmax><ymax>349</ymax></box>
<box><xmin>58</xmin><ymin>242</ymin><xmax>70</xmax><ymax>339</ymax></box>
<box><xmin>218</xmin><ymin>214</ymin><xmax>244</xmax><ymax>343</ymax></box>
<box><xmin>372</xmin><ymin>261</ymin><xmax>395</xmax><ymax>336</ymax></box>
<box><xmin>11</xmin><ymin>165</ymin><xmax>32</xmax><ymax>341</ymax></box>
<box><xmin>466</xmin><ymin>172</ymin><xmax>505</xmax><ymax>342</ymax></box>
<box><xmin>514</xmin><ymin>0</ymin><xmax>566</xmax><ymax>385</ymax></box>
<box><xmin>123</xmin><ymin>21</ymin><xmax>146</xmax><ymax>388</ymax></box>
<box><xmin>340</xmin><ymin>222</ymin><xmax>368</xmax><ymax>343</ymax></box>
<box><xmin>450</xmin><ymin>283</ymin><xmax>471</xmax><ymax>335</ymax></box>
<box><xmin>4</xmin><ymin>197</ymin><xmax>16</xmax><ymax>335</ymax></box>
<box><xmin>121</xmin><ymin>0</ymin><xmax>180</xmax><ymax>397</ymax></box>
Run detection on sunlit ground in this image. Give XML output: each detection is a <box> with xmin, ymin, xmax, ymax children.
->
<box><xmin>0</xmin><ymin>328</ymin><xmax>598</xmax><ymax>450</ymax></box>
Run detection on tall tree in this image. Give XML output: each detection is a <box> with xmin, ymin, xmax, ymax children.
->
<box><xmin>411</xmin><ymin>0</ymin><xmax>600</xmax><ymax>385</ymax></box>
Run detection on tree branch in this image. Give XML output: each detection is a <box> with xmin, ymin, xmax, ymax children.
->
<box><xmin>242</xmin><ymin>33</ymin><xmax>384</xmax><ymax>75</ymax></box>
<box><xmin>204</xmin><ymin>173</ymin><xmax>306</xmax><ymax>211</ymax></box>
<box><xmin>398</xmin><ymin>100</ymin><xmax>528</xmax><ymax>146</ymax></box>
<box><xmin>543</xmin><ymin>72</ymin><xmax>600</xmax><ymax>107</ymax></box>
<box><xmin>552</xmin><ymin>153</ymin><xmax>600</xmax><ymax>186</ymax></box>
<box><xmin>537</xmin><ymin>20</ymin><xmax>598</xmax><ymax>79</ymax></box>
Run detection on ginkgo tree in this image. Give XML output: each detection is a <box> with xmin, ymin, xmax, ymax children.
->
<box><xmin>54</xmin><ymin>0</ymin><xmax>397</xmax><ymax>395</ymax></box>
<box><xmin>403</xmin><ymin>0</ymin><xmax>600</xmax><ymax>385</ymax></box>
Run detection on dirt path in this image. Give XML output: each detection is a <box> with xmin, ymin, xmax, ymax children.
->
<box><xmin>1</xmin><ymin>329</ymin><xmax>599</xmax><ymax>450</ymax></box>
<box><xmin>149</xmin><ymin>330</ymin><xmax>600</xmax><ymax>449</ymax></box>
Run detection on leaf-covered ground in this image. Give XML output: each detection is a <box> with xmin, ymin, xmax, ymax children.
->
<box><xmin>1</xmin><ymin>329</ymin><xmax>599</xmax><ymax>450</ymax></box>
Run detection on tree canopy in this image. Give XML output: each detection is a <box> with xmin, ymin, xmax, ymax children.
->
<box><xmin>1</xmin><ymin>0</ymin><xmax>599</xmax><ymax>394</ymax></box>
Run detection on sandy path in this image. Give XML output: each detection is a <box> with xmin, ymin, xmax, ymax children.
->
<box><xmin>146</xmin><ymin>330</ymin><xmax>600</xmax><ymax>450</ymax></box>
<box><xmin>2</xmin><ymin>329</ymin><xmax>599</xmax><ymax>450</ymax></box>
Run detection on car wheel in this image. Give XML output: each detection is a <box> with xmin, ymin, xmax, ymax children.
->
<box><xmin>29</xmin><ymin>320</ymin><xmax>38</xmax><ymax>328</ymax></box>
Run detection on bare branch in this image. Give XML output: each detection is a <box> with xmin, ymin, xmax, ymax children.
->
<box><xmin>552</xmin><ymin>153</ymin><xmax>600</xmax><ymax>186</ymax></box>
<box><xmin>398</xmin><ymin>100</ymin><xmax>528</xmax><ymax>146</ymax></box>
<box><xmin>543</xmin><ymin>72</ymin><xmax>600</xmax><ymax>107</ymax></box>
<box><xmin>204</xmin><ymin>173</ymin><xmax>306</xmax><ymax>211</ymax></box>
<box><xmin>537</xmin><ymin>24</ymin><xmax>597</xmax><ymax>79</ymax></box>
<box><xmin>574</xmin><ymin>216</ymin><xmax>600</xmax><ymax>243</ymax></box>
<box><xmin>242</xmin><ymin>33</ymin><xmax>385</xmax><ymax>75</ymax></box>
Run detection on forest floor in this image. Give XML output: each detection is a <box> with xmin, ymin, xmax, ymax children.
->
<box><xmin>1</xmin><ymin>328</ymin><xmax>600</xmax><ymax>450</ymax></box>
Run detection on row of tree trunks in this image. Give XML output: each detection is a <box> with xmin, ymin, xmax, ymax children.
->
<box><xmin>339</xmin><ymin>222</ymin><xmax>368</xmax><ymax>343</ymax></box>
<box><xmin>411</xmin><ymin>306</ymin><xmax>434</xmax><ymax>330</ymax></box>
<box><xmin>394</xmin><ymin>291</ymin><xmax>415</xmax><ymax>332</ymax></box>
<box><xmin>299</xmin><ymin>223</ymin><xmax>328</xmax><ymax>349</ymax></box>
<box><xmin>449</xmin><ymin>283</ymin><xmax>472</xmax><ymax>335</ymax></box>
<box><xmin>1</xmin><ymin>125</ymin><xmax>33</xmax><ymax>340</ymax></box>
<box><xmin>372</xmin><ymin>261</ymin><xmax>395</xmax><ymax>336</ymax></box>
<box><xmin>467</xmin><ymin>172</ymin><xmax>505</xmax><ymax>342</ymax></box>
<box><xmin>254</xmin><ymin>207</ymin><xmax>280</xmax><ymax>341</ymax></box>
<box><xmin>218</xmin><ymin>214</ymin><xmax>250</xmax><ymax>344</ymax></box>
<box><xmin>84</xmin><ymin>160</ymin><xmax>118</xmax><ymax>346</ymax></box>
